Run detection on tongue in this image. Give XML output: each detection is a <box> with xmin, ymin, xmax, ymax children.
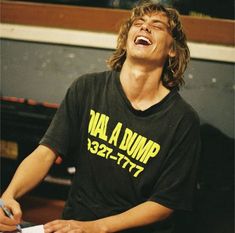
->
<box><xmin>136</xmin><ymin>39</ymin><xmax>150</xmax><ymax>45</ymax></box>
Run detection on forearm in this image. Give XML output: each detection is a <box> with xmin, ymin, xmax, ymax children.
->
<box><xmin>97</xmin><ymin>201</ymin><xmax>173</xmax><ymax>232</ymax></box>
<box><xmin>2</xmin><ymin>145</ymin><xmax>56</xmax><ymax>200</ymax></box>
<box><xmin>44</xmin><ymin>201</ymin><xmax>173</xmax><ymax>233</ymax></box>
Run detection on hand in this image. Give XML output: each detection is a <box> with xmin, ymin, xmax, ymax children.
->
<box><xmin>44</xmin><ymin>219</ymin><xmax>108</xmax><ymax>233</ymax></box>
<box><xmin>0</xmin><ymin>197</ymin><xmax>22</xmax><ymax>232</ymax></box>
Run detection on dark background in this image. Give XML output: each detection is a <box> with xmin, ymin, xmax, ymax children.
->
<box><xmin>7</xmin><ymin>0</ymin><xmax>235</xmax><ymax>19</ymax></box>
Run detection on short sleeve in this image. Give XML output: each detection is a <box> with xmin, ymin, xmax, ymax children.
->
<box><xmin>149</xmin><ymin>111</ymin><xmax>201</xmax><ymax>211</ymax></box>
<box><xmin>39</xmin><ymin>78</ymin><xmax>81</xmax><ymax>159</ymax></box>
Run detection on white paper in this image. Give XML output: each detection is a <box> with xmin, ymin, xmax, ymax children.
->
<box><xmin>22</xmin><ymin>225</ymin><xmax>44</xmax><ymax>233</ymax></box>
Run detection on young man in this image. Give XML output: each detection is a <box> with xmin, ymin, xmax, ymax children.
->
<box><xmin>0</xmin><ymin>1</ymin><xmax>201</xmax><ymax>233</ymax></box>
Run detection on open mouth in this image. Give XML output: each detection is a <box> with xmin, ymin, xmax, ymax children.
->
<box><xmin>134</xmin><ymin>36</ymin><xmax>152</xmax><ymax>46</ymax></box>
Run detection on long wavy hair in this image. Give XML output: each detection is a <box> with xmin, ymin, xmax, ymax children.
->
<box><xmin>107</xmin><ymin>1</ymin><xmax>190</xmax><ymax>89</ymax></box>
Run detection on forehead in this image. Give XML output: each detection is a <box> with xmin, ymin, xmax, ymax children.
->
<box><xmin>133</xmin><ymin>11</ymin><xmax>169</xmax><ymax>24</ymax></box>
<box><xmin>144</xmin><ymin>12</ymin><xmax>168</xmax><ymax>22</ymax></box>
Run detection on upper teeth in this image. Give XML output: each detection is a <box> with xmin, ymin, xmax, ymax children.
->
<box><xmin>135</xmin><ymin>36</ymin><xmax>152</xmax><ymax>45</ymax></box>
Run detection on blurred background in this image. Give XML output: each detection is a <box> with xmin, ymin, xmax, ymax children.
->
<box><xmin>4</xmin><ymin>0</ymin><xmax>234</xmax><ymax>19</ymax></box>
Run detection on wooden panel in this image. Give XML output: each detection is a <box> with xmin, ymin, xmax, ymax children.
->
<box><xmin>0</xmin><ymin>1</ymin><xmax>128</xmax><ymax>32</ymax></box>
<box><xmin>0</xmin><ymin>1</ymin><xmax>234</xmax><ymax>45</ymax></box>
<box><xmin>182</xmin><ymin>16</ymin><xmax>234</xmax><ymax>45</ymax></box>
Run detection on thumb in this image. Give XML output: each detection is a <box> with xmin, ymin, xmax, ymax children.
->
<box><xmin>11</xmin><ymin>201</ymin><xmax>22</xmax><ymax>223</ymax></box>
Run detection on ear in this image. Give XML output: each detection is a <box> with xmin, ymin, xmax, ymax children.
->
<box><xmin>168</xmin><ymin>47</ymin><xmax>176</xmax><ymax>58</ymax></box>
<box><xmin>168</xmin><ymin>41</ymin><xmax>176</xmax><ymax>57</ymax></box>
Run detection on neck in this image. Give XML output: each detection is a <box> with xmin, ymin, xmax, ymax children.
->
<box><xmin>120</xmin><ymin>60</ymin><xmax>170</xmax><ymax>111</ymax></box>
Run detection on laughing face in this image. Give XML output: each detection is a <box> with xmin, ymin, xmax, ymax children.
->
<box><xmin>126</xmin><ymin>12</ymin><xmax>175</xmax><ymax>67</ymax></box>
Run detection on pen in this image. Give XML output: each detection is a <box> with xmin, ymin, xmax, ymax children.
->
<box><xmin>0</xmin><ymin>199</ymin><xmax>22</xmax><ymax>232</ymax></box>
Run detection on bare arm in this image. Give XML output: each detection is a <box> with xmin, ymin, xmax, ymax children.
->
<box><xmin>44</xmin><ymin>201</ymin><xmax>173</xmax><ymax>233</ymax></box>
<box><xmin>99</xmin><ymin>200</ymin><xmax>173</xmax><ymax>232</ymax></box>
<box><xmin>0</xmin><ymin>145</ymin><xmax>57</xmax><ymax>231</ymax></box>
<box><xmin>2</xmin><ymin>145</ymin><xmax>57</xmax><ymax>199</ymax></box>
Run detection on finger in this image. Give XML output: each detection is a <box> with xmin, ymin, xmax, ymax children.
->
<box><xmin>11</xmin><ymin>202</ymin><xmax>22</xmax><ymax>223</ymax></box>
<box><xmin>68</xmin><ymin>230</ymin><xmax>84</xmax><ymax>233</ymax></box>
<box><xmin>0</xmin><ymin>222</ymin><xmax>17</xmax><ymax>232</ymax></box>
<box><xmin>44</xmin><ymin>220</ymin><xmax>67</xmax><ymax>233</ymax></box>
<box><xmin>0</xmin><ymin>213</ymin><xmax>20</xmax><ymax>232</ymax></box>
<box><xmin>44</xmin><ymin>219</ymin><xmax>66</xmax><ymax>229</ymax></box>
<box><xmin>1</xmin><ymin>199</ymin><xmax>22</xmax><ymax>224</ymax></box>
<box><xmin>54</xmin><ymin>224</ymin><xmax>71</xmax><ymax>233</ymax></box>
<box><xmin>68</xmin><ymin>230</ymin><xmax>83</xmax><ymax>233</ymax></box>
<box><xmin>0</xmin><ymin>212</ymin><xmax>19</xmax><ymax>226</ymax></box>
<box><xmin>46</xmin><ymin>224</ymin><xmax>69</xmax><ymax>233</ymax></box>
<box><xmin>45</xmin><ymin>219</ymin><xmax>65</xmax><ymax>227</ymax></box>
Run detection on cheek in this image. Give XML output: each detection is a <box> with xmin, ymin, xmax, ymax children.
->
<box><xmin>126</xmin><ymin>33</ymin><xmax>136</xmax><ymax>50</ymax></box>
<box><xmin>127</xmin><ymin>29</ymin><xmax>135</xmax><ymax>42</ymax></box>
<box><xmin>127</xmin><ymin>25</ymin><xmax>139</xmax><ymax>42</ymax></box>
<box><xmin>158</xmin><ymin>36</ymin><xmax>174</xmax><ymax>55</ymax></box>
<box><xmin>125</xmin><ymin>38</ymin><xmax>131</xmax><ymax>51</ymax></box>
<box><xmin>165</xmin><ymin>36</ymin><xmax>174</xmax><ymax>51</ymax></box>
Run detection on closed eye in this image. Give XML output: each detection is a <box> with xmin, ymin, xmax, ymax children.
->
<box><xmin>152</xmin><ymin>20</ymin><xmax>169</xmax><ymax>31</ymax></box>
<box><xmin>152</xmin><ymin>22</ymin><xmax>165</xmax><ymax>30</ymax></box>
<box><xmin>133</xmin><ymin>18</ymin><xmax>144</xmax><ymax>27</ymax></box>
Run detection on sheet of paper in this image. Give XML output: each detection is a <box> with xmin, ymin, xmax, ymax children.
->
<box><xmin>22</xmin><ymin>225</ymin><xmax>44</xmax><ymax>233</ymax></box>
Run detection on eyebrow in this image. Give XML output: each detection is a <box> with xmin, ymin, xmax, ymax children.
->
<box><xmin>151</xmin><ymin>19</ymin><xmax>170</xmax><ymax>28</ymax></box>
<box><xmin>134</xmin><ymin>17</ymin><xmax>170</xmax><ymax>28</ymax></box>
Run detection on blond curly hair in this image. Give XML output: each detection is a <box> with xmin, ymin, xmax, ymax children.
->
<box><xmin>107</xmin><ymin>1</ymin><xmax>190</xmax><ymax>89</ymax></box>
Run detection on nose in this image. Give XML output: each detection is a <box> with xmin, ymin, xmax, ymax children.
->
<box><xmin>141</xmin><ymin>22</ymin><xmax>151</xmax><ymax>33</ymax></box>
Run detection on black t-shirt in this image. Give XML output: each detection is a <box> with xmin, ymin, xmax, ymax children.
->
<box><xmin>40</xmin><ymin>70</ymin><xmax>201</xmax><ymax>233</ymax></box>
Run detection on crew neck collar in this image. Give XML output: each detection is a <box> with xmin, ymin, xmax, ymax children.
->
<box><xmin>113</xmin><ymin>70</ymin><xmax>178</xmax><ymax>117</ymax></box>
